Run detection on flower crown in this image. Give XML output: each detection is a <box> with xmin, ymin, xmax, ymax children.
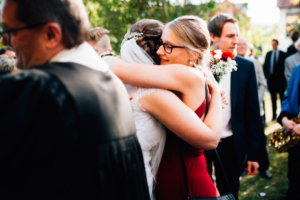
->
<box><xmin>121</xmin><ymin>31</ymin><xmax>143</xmax><ymax>46</ymax></box>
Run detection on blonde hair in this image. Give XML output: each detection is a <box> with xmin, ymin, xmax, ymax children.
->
<box><xmin>165</xmin><ymin>15</ymin><xmax>211</xmax><ymax>68</ymax></box>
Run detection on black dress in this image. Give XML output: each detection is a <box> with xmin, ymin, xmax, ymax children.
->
<box><xmin>0</xmin><ymin>62</ymin><xmax>150</xmax><ymax>200</ymax></box>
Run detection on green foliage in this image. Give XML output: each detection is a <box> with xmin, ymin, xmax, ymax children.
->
<box><xmin>84</xmin><ymin>0</ymin><xmax>218</xmax><ymax>54</ymax></box>
<box><xmin>290</xmin><ymin>0</ymin><xmax>300</xmax><ymax>5</ymax></box>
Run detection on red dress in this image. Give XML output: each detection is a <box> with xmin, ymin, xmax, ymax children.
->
<box><xmin>155</xmin><ymin>98</ymin><xmax>219</xmax><ymax>200</ymax></box>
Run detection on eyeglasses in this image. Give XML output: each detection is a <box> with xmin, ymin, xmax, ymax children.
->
<box><xmin>157</xmin><ymin>39</ymin><xmax>186</xmax><ymax>54</ymax></box>
<box><xmin>0</xmin><ymin>22</ymin><xmax>48</xmax><ymax>43</ymax></box>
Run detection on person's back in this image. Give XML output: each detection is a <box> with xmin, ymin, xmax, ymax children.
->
<box><xmin>287</xmin><ymin>31</ymin><xmax>300</xmax><ymax>58</ymax></box>
<box><xmin>0</xmin><ymin>0</ymin><xmax>150</xmax><ymax>199</ymax></box>
<box><xmin>0</xmin><ymin>62</ymin><xmax>149</xmax><ymax>199</ymax></box>
<box><xmin>285</xmin><ymin>37</ymin><xmax>300</xmax><ymax>83</ymax></box>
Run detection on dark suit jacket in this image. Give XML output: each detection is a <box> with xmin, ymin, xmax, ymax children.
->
<box><xmin>231</xmin><ymin>56</ymin><xmax>263</xmax><ymax>167</ymax></box>
<box><xmin>287</xmin><ymin>44</ymin><xmax>298</xmax><ymax>58</ymax></box>
<box><xmin>0</xmin><ymin>62</ymin><xmax>150</xmax><ymax>200</ymax></box>
<box><xmin>263</xmin><ymin>50</ymin><xmax>287</xmax><ymax>91</ymax></box>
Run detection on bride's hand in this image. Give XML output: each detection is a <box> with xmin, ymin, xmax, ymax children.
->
<box><xmin>220</xmin><ymin>90</ymin><xmax>228</xmax><ymax>105</ymax></box>
<box><xmin>203</xmin><ymin>70</ymin><xmax>219</xmax><ymax>93</ymax></box>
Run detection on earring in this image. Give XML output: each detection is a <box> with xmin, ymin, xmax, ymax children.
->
<box><xmin>190</xmin><ymin>61</ymin><xmax>193</xmax><ymax>65</ymax></box>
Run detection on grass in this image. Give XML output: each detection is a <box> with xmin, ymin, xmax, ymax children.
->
<box><xmin>238</xmin><ymin>94</ymin><xmax>289</xmax><ymax>200</ymax></box>
<box><xmin>238</xmin><ymin>135</ymin><xmax>288</xmax><ymax>200</ymax></box>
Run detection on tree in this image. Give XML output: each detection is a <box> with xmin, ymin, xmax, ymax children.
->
<box><xmin>84</xmin><ymin>0</ymin><xmax>217</xmax><ymax>54</ymax></box>
<box><xmin>290</xmin><ymin>0</ymin><xmax>300</xmax><ymax>5</ymax></box>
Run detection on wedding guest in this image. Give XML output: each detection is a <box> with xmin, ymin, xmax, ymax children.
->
<box><xmin>277</xmin><ymin>64</ymin><xmax>300</xmax><ymax>200</ymax></box>
<box><xmin>0</xmin><ymin>54</ymin><xmax>16</xmax><ymax>74</ymax></box>
<box><xmin>205</xmin><ymin>13</ymin><xmax>263</xmax><ymax>200</ymax></box>
<box><xmin>0</xmin><ymin>46</ymin><xmax>16</xmax><ymax>60</ymax></box>
<box><xmin>285</xmin><ymin>37</ymin><xmax>300</xmax><ymax>83</ymax></box>
<box><xmin>0</xmin><ymin>0</ymin><xmax>150</xmax><ymax>199</ymax></box>
<box><xmin>287</xmin><ymin>31</ymin><xmax>299</xmax><ymax>58</ymax></box>
<box><xmin>88</xmin><ymin>27</ymin><xmax>112</xmax><ymax>55</ymax></box>
<box><xmin>237</xmin><ymin>36</ymin><xmax>271</xmax><ymax>179</ymax></box>
<box><xmin>263</xmin><ymin>39</ymin><xmax>287</xmax><ymax>120</ymax></box>
<box><xmin>247</xmin><ymin>43</ymin><xmax>255</xmax><ymax>59</ymax></box>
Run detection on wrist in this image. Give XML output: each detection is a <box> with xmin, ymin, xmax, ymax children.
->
<box><xmin>210</xmin><ymin>85</ymin><xmax>219</xmax><ymax>94</ymax></box>
<box><xmin>282</xmin><ymin>117</ymin><xmax>289</xmax><ymax>125</ymax></box>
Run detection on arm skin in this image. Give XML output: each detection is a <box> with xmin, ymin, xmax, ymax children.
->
<box><xmin>103</xmin><ymin>56</ymin><xmax>201</xmax><ymax>94</ymax></box>
<box><xmin>104</xmin><ymin>56</ymin><xmax>223</xmax><ymax>149</ymax></box>
<box><xmin>140</xmin><ymin>86</ymin><xmax>223</xmax><ymax>150</ymax></box>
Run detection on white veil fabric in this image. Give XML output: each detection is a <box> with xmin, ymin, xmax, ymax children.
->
<box><xmin>121</xmin><ymin>38</ymin><xmax>166</xmax><ymax>184</ymax></box>
<box><xmin>121</xmin><ymin>38</ymin><xmax>155</xmax><ymax>65</ymax></box>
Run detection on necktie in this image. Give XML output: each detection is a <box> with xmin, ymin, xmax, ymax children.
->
<box><xmin>273</xmin><ymin>51</ymin><xmax>277</xmax><ymax>69</ymax></box>
<box><xmin>271</xmin><ymin>51</ymin><xmax>277</xmax><ymax>74</ymax></box>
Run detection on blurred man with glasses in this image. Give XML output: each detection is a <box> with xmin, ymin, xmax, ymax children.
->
<box><xmin>0</xmin><ymin>0</ymin><xmax>150</xmax><ymax>199</ymax></box>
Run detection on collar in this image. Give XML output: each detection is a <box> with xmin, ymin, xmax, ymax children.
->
<box><xmin>50</xmin><ymin>42</ymin><xmax>109</xmax><ymax>72</ymax></box>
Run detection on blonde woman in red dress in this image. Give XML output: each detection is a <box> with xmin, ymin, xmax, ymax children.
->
<box><xmin>104</xmin><ymin>16</ymin><xmax>222</xmax><ymax>199</ymax></box>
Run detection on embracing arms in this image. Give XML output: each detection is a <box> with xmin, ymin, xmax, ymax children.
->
<box><xmin>103</xmin><ymin>56</ymin><xmax>200</xmax><ymax>94</ymax></box>
<box><xmin>139</xmin><ymin>74</ymin><xmax>223</xmax><ymax>150</ymax></box>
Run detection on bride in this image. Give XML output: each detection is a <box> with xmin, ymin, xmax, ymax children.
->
<box><xmin>105</xmin><ymin>17</ymin><xmax>224</xmax><ymax>199</ymax></box>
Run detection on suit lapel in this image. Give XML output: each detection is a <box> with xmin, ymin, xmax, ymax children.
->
<box><xmin>231</xmin><ymin>62</ymin><xmax>239</xmax><ymax>111</ymax></box>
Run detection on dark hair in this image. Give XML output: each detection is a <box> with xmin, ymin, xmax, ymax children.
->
<box><xmin>272</xmin><ymin>39</ymin><xmax>279</xmax><ymax>45</ymax></box>
<box><xmin>208</xmin><ymin>13</ymin><xmax>238</xmax><ymax>37</ymax></box>
<box><xmin>0</xmin><ymin>46</ymin><xmax>13</xmax><ymax>55</ymax></box>
<box><xmin>129</xmin><ymin>19</ymin><xmax>164</xmax><ymax>64</ymax></box>
<box><xmin>89</xmin><ymin>27</ymin><xmax>110</xmax><ymax>42</ymax></box>
<box><xmin>291</xmin><ymin>31</ymin><xmax>300</xmax><ymax>42</ymax></box>
<box><xmin>7</xmin><ymin>0</ymin><xmax>90</xmax><ymax>49</ymax></box>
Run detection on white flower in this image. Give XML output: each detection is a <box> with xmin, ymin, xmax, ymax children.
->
<box><xmin>121</xmin><ymin>31</ymin><xmax>143</xmax><ymax>46</ymax></box>
<box><xmin>214</xmin><ymin>49</ymin><xmax>222</xmax><ymax>59</ymax></box>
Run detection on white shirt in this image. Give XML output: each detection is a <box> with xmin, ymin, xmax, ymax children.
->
<box><xmin>50</xmin><ymin>42</ymin><xmax>109</xmax><ymax>72</ymax></box>
<box><xmin>220</xmin><ymin>72</ymin><xmax>233</xmax><ymax>139</ymax></box>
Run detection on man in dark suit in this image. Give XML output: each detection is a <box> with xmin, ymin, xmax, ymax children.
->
<box><xmin>287</xmin><ymin>31</ymin><xmax>299</xmax><ymax>58</ymax></box>
<box><xmin>264</xmin><ymin>39</ymin><xmax>287</xmax><ymax>120</ymax></box>
<box><xmin>206</xmin><ymin>13</ymin><xmax>263</xmax><ymax>200</ymax></box>
<box><xmin>0</xmin><ymin>0</ymin><xmax>150</xmax><ymax>199</ymax></box>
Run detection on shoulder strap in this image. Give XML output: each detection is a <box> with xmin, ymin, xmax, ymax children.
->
<box><xmin>205</xmin><ymin>81</ymin><xmax>209</xmax><ymax>116</ymax></box>
<box><xmin>179</xmin><ymin>80</ymin><xmax>209</xmax><ymax>199</ymax></box>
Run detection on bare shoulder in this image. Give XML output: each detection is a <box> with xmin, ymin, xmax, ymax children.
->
<box><xmin>164</xmin><ymin>64</ymin><xmax>205</xmax><ymax>88</ymax></box>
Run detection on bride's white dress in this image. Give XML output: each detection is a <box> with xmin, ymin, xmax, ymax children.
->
<box><xmin>130</xmin><ymin>87</ymin><xmax>166</xmax><ymax>199</ymax></box>
<box><xmin>121</xmin><ymin>38</ymin><xmax>166</xmax><ymax>199</ymax></box>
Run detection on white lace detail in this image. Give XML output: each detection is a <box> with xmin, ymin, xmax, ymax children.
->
<box><xmin>131</xmin><ymin>87</ymin><xmax>161</xmax><ymax>112</ymax></box>
<box><xmin>121</xmin><ymin>35</ymin><xmax>166</xmax><ymax>200</ymax></box>
<box><xmin>130</xmin><ymin>87</ymin><xmax>166</xmax><ymax>200</ymax></box>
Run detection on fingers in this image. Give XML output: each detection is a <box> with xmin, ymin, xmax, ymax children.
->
<box><xmin>246</xmin><ymin>164</ymin><xmax>251</xmax><ymax>175</ymax></box>
<box><xmin>246</xmin><ymin>162</ymin><xmax>259</xmax><ymax>175</ymax></box>
<box><xmin>252</xmin><ymin>164</ymin><xmax>258</xmax><ymax>175</ymax></box>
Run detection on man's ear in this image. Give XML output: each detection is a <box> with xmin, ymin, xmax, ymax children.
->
<box><xmin>43</xmin><ymin>23</ymin><xmax>62</xmax><ymax>49</ymax></box>
<box><xmin>210</xmin><ymin>33</ymin><xmax>219</xmax><ymax>43</ymax></box>
<box><xmin>106</xmin><ymin>47</ymin><xmax>112</xmax><ymax>52</ymax></box>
